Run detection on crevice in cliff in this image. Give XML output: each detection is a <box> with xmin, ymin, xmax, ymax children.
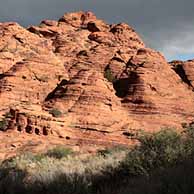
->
<box><xmin>113</xmin><ymin>71</ymin><xmax>140</xmax><ymax>98</ymax></box>
<box><xmin>113</xmin><ymin>78</ymin><xmax>130</xmax><ymax>98</ymax></box>
<box><xmin>45</xmin><ymin>79</ymin><xmax>68</xmax><ymax>101</ymax></box>
<box><xmin>172</xmin><ymin>64</ymin><xmax>193</xmax><ymax>88</ymax></box>
<box><xmin>0</xmin><ymin>74</ymin><xmax>12</xmax><ymax>80</ymax></box>
<box><xmin>13</xmin><ymin>35</ymin><xmax>24</xmax><ymax>44</ymax></box>
<box><xmin>74</xmin><ymin>126</ymin><xmax>110</xmax><ymax>134</ymax></box>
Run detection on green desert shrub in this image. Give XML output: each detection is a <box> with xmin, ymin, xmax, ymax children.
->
<box><xmin>104</xmin><ymin>68</ymin><xmax>116</xmax><ymax>83</ymax></box>
<box><xmin>121</xmin><ymin>128</ymin><xmax>193</xmax><ymax>177</ymax></box>
<box><xmin>181</xmin><ymin>122</ymin><xmax>194</xmax><ymax>156</ymax></box>
<box><xmin>117</xmin><ymin>158</ymin><xmax>194</xmax><ymax>194</ymax></box>
<box><xmin>45</xmin><ymin>146</ymin><xmax>73</xmax><ymax>159</ymax></box>
<box><xmin>49</xmin><ymin>108</ymin><xmax>62</xmax><ymax>118</ymax></box>
<box><xmin>0</xmin><ymin>111</ymin><xmax>12</xmax><ymax>131</ymax></box>
<box><xmin>0</xmin><ymin>118</ymin><xmax>8</xmax><ymax>131</ymax></box>
<box><xmin>138</xmin><ymin>129</ymin><xmax>185</xmax><ymax>165</ymax></box>
<box><xmin>182</xmin><ymin>122</ymin><xmax>194</xmax><ymax>140</ymax></box>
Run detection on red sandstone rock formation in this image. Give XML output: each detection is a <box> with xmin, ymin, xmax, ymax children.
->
<box><xmin>0</xmin><ymin>11</ymin><xmax>194</xmax><ymax>159</ymax></box>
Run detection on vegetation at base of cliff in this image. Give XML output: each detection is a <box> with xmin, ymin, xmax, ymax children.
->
<box><xmin>45</xmin><ymin>146</ymin><xmax>73</xmax><ymax>159</ymax></box>
<box><xmin>1</xmin><ymin>126</ymin><xmax>194</xmax><ymax>194</ymax></box>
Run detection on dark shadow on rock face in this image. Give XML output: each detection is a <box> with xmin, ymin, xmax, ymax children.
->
<box><xmin>113</xmin><ymin>71</ymin><xmax>140</xmax><ymax>98</ymax></box>
<box><xmin>0</xmin><ymin>73</ymin><xmax>13</xmax><ymax>80</ymax></box>
<box><xmin>113</xmin><ymin>77</ymin><xmax>131</xmax><ymax>98</ymax></box>
<box><xmin>172</xmin><ymin>64</ymin><xmax>193</xmax><ymax>88</ymax></box>
<box><xmin>45</xmin><ymin>79</ymin><xmax>68</xmax><ymax>101</ymax></box>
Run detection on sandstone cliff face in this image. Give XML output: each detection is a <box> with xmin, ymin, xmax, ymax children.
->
<box><xmin>0</xmin><ymin>11</ymin><xmax>194</xmax><ymax>158</ymax></box>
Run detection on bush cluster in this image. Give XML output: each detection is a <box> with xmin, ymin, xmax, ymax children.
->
<box><xmin>45</xmin><ymin>146</ymin><xmax>73</xmax><ymax>159</ymax></box>
<box><xmin>121</xmin><ymin>128</ymin><xmax>190</xmax><ymax>177</ymax></box>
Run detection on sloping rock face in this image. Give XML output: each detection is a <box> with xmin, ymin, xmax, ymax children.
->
<box><xmin>0</xmin><ymin>11</ymin><xmax>194</xmax><ymax>158</ymax></box>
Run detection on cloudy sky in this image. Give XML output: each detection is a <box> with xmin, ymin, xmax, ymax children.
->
<box><xmin>0</xmin><ymin>0</ymin><xmax>193</xmax><ymax>61</ymax></box>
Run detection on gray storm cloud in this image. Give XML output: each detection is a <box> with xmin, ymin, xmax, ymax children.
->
<box><xmin>0</xmin><ymin>0</ymin><xmax>193</xmax><ymax>60</ymax></box>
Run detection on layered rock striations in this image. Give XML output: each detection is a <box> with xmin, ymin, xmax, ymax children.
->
<box><xmin>0</xmin><ymin>11</ymin><xmax>194</xmax><ymax>158</ymax></box>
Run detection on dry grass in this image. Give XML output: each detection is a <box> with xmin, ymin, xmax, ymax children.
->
<box><xmin>0</xmin><ymin>146</ymin><xmax>128</xmax><ymax>194</ymax></box>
